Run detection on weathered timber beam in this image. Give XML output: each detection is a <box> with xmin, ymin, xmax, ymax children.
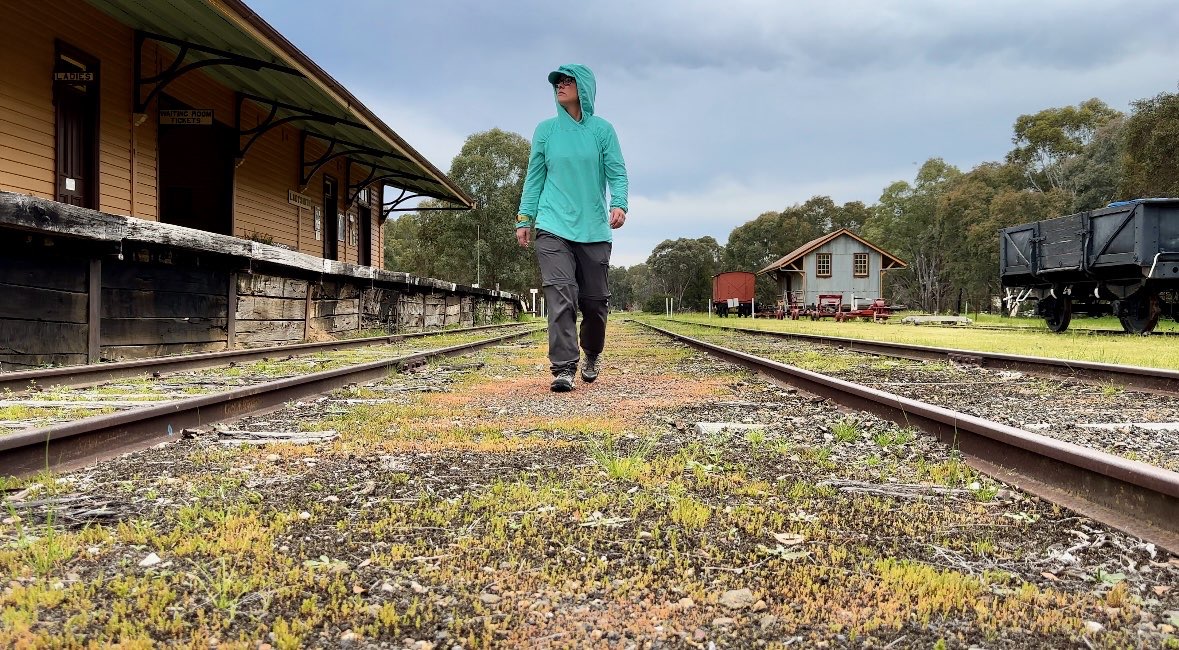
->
<box><xmin>0</xmin><ymin>192</ymin><xmax>523</xmax><ymax>306</ymax></box>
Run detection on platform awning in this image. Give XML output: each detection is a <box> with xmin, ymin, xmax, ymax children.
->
<box><xmin>85</xmin><ymin>0</ymin><xmax>473</xmax><ymax>210</ymax></box>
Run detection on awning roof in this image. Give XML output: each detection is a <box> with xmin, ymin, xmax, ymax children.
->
<box><xmin>757</xmin><ymin>229</ymin><xmax>907</xmax><ymax>275</ymax></box>
<box><xmin>85</xmin><ymin>0</ymin><xmax>473</xmax><ymax>210</ymax></box>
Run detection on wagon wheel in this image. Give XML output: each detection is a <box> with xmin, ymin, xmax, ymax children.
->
<box><xmin>1040</xmin><ymin>296</ymin><xmax>1072</xmax><ymax>333</ymax></box>
<box><xmin>1117</xmin><ymin>291</ymin><xmax>1160</xmax><ymax>334</ymax></box>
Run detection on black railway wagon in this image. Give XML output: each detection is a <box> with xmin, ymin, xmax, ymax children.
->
<box><xmin>999</xmin><ymin>198</ymin><xmax>1179</xmax><ymax>334</ymax></box>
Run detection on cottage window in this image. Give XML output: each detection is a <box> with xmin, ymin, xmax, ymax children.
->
<box><xmin>816</xmin><ymin>253</ymin><xmax>832</xmax><ymax>277</ymax></box>
<box><xmin>853</xmin><ymin>253</ymin><xmax>869</xmax><ymax>277</ymax></box>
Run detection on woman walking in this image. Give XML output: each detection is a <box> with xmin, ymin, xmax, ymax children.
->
<box><xmin>516</xmin><ymin>64</ymin><xmax>629</xmax><ymax>392</ymax></box>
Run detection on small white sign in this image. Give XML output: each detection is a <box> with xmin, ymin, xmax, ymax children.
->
<box><xmin>728</xmin><ymin>298</ymin><xmax>739</xmax><ymax>308</ymax></box>
<box><xmin>159</xmin><ymin>109</ymin><xmax>213</xmax><ymax>125</ymax></box>
<box><xmin>65</xmin><ymin>178</ymin><xmax>76</xmax><ymax>191</ymax></box>
<box><xmin>287</xmin><ymin>190</ymin><xmax>312</xmax><ymax>210</ymax></box>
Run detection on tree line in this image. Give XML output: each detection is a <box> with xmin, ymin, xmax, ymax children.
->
<box><xmin>386</xmin><ymin>88</ymin><xmax>1179</xmax><ymax>313</ymax></box>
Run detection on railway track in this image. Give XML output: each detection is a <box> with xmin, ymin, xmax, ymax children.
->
<box><xmin>0</xmin><ymin>325</ymin><xmax>544</xmax><ymax>477</ymax></box>
<box><xmin>640</xmin><ymin>321</ymin><xmax>1179</xmax><ymax>555</ymax></box>
<box><xmin>905</xmin><ymin>322</ymin><xmax>1179</xmax><ymax>337</ymax></box>
<box><xmin>2</xmin><ymin>321</ymin><xmax>1176</xmax><ymax>647</ymax></box>
<box><xmin>671</xmin><ymin>318</ymin><xmax>1179</xmax><ymax>395</ymax></box>
<box><xmin>0</xmin><ymin>321</ymin><xmax>534</xmax><ymax>394</ymax></box>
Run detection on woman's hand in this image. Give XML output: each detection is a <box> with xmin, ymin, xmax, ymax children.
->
<box><xmin>609</xmin><ymin>208</ymin><xmax>626</xmax><ymax>229</ymax></box>
<box><xmin>516</xmin><ymin>226</ymin><xmax>531</xmax><ymax>248</ymax></box>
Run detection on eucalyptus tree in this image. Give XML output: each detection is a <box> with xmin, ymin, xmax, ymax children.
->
<box><xmin>864</xmin><ymin>158</ymin><xmax>962</xmax><ymax>312</ymax></box>
<box><xmin>1120</xmin><ymin>89</ymin><xmax>1179</xmax><ymax>199</ymax></box>
<box><xmin>383</xmin><ymin>129</ymin><xmax>536</xmax><ymax>293</ymax></box>
<box><xmin>646</xmin><ymin>236</ymin><xmax>722</xmax><ymax>311</ymax></box>
<box><xmin>1007</xmin><ymin>98</ymin><xmax>1122</xmax><ymax>199</ymax></box>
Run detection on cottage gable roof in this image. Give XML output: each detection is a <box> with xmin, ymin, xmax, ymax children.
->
<box><xmin>756</xmin><ymin>229</ymin><xmax>907</xmax><ymax>275</ymax></box>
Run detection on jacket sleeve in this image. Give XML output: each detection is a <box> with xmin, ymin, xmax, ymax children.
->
<box><xmin>517</xmin><ymin>122</ymin><xmax>549</xmax><ymax>222</ymax></box>
<box><xmin>600</xmin><ymin>121</ymin><xmax>629</xmax><ymax>213</ymax></box>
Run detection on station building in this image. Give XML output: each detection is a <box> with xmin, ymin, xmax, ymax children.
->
<box><xmin>0</xmin><ymin>0</ymin><xmax>519</xmax><ymax>369</ymax></box>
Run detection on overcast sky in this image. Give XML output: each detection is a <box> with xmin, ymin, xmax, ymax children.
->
<box><xmin>250</xmin><ymin>0</ymin><xmax>1179</xmax><ymax>266</ymax></box>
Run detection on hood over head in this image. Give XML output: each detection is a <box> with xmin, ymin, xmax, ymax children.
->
<box><xmin>547</xmin><ymin>64</ymin><xmax>596</xmax><ymax>118</ymax></box>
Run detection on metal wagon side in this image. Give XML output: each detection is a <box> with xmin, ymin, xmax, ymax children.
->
<box><xmin>999</xmin><ymin>198</ymin><xmax>1179</xmax><ymax>333</ymax></box>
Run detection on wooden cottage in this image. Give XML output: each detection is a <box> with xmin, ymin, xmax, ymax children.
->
<box><xmin>757</xmin><ymin>229</ymin><xmax>906</xmax><ymax>309</ymax></box>
<box><xmin>0</xmin><ymin>0</ymin><xmax>520</xmax><ymax>370</ymax></box>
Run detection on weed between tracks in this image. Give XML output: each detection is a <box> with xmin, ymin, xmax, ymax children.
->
<box><xmin>1</xmin><ymin>325</ymin><xmax>1176</xmax><ymax>648</ymax></box>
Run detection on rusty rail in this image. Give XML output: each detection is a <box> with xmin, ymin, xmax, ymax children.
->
<box><xmin>0</xmin><ymin>327</ymin><xmax>543</xmax><ymax>478</ymax></box>
<box><xmin>669</xmin><ymin>319</ymin><xmax>1179</xmax><ymax>395</ymax></box>
<box><xmin>0</xmin><ymin>321</ymin><xmax>534</xmax><ymax>394</ymax></box>
<box><xmin>641</xmin><ymin>321</ymin><xmax>1179</xmax><ymax>554</ymax></box>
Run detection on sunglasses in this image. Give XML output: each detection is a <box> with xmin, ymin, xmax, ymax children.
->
<box><xmin>553</xmin><ymin>75</ymin><xmax>576</xmax><ymax>88</ymax></box>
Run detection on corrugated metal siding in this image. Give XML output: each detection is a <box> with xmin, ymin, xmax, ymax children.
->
<box><xmin>803</xmin><ymin>236</ymin><xmax>883</xmax><ymax>307</ymax></box>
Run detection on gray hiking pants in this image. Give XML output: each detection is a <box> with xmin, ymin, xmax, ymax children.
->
<box><xmin>535</xmin><ymin>230</ymin><xmax>611</xmax><ymax>374</ymax></box>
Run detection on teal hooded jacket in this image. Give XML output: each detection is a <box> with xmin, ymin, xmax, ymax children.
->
<box><xmin>517</xmin><ymin>64</ymin><xmax>629</xmax><ymax>243</ymax></box>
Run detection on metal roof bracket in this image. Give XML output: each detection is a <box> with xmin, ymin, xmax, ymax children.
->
<box><xmin>235</xmin><ymin>92</ymin><xmax>367</xmax><ymax>166</ymax></box>
<box><xmin>133</xmin><ymin>30</ymin><xmax>303</xmax><ymax>123</ymax></box>
<box><xmin>299</xmin><ymin>131</ymin><xmax>416</xmax><ymax>192</ymax></box>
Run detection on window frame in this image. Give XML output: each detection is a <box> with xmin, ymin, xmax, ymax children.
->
<box><xmin>816</xmin><ymin>252</ymin><xmax>832</xmax><ymax>278</ymax></box>
<box><xmin>853</xmin><ymin>252</ymin><xmax>869</xmax><ymax>278</ymax></box>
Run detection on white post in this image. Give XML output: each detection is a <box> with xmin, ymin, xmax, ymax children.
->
<box><xmin>540</xmin><ymin>297</ymin><xmax>545</xmax><ymax>318</ymax></box>
<box><xmin>671</xmin><ymin>298</ymin><xmax>675</xmax><ymax>315</ymax></box>
<box><xmin>530</xmin><ymin>288</ymin><xmax>538</xmax><ymax>314</ymax></box>
<box><xmin>751</xmin><ymin>296</ymin><xmax>756</xmax><ymax>319</ymax></box>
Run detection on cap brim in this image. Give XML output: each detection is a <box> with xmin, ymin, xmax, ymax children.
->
<box><xmin>547</xmin><ymin>71</ymin><xmax>563</xmax><ymax>85</ymax></box>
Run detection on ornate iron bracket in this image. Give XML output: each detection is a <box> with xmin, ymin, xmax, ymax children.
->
<box><xmin>235</xmin><ymin>93</ymin><xmax>366</xmax><ymax>165</ymax></box>
<box><xmin>133</xmin><ymin>31</ymin><xmax>303</xmax><ymax>121</ymax></box>
<box><xmin>381</xmin><ymin>187</ymin><xmax>470</xmax><ymax>219</ymax></box>
<box><xmin>345</xmin><ymin>158</ymin><xmax>444</xmax><ymax>208</ymax></box>
<box><xmin>300</xmin><ymin>132</ymin><xmax>434</xmax><ymax>193</ymax></box>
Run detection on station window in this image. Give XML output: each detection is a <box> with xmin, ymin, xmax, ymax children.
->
<box><xmin>816</xmin><ymin>253</ymin><xmax>832</xmax><ymax>277</ymax></box>
<box><xmin>853</xmin><ymin>253</ymin><xmax>869</xmax><ymax>277</ymax></box>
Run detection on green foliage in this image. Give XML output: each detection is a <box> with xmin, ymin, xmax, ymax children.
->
<box><xmin>586</xmin><ymin>436</ymin><xmax>653</xmax><ymax>481</ymax></box>
<box><xmin>1120</xmin><ymin>89</ymin><xmax>1179</xmax><ymax>199</ymax></box>
<box><xmin>1007</xmin><ymin>98</ymin><xmax>1122</xmax><ymax>196</ymax></box>
<box><xmin>862</xmin><ymin>158</ymin><xmax>963</xmax><ymax>312</ymax></box>
<box><xmin>830</xmin><ymin>419</ymin><xmax>859</xmax><ymax>443</ymax></box>
<box><xmin>646</xmin><ymin>236</ymin><xmax>722</xmax><ymax>311</ymax></box>
<box><xmin>383</xmin><ymin>129</ymin><xmax>536</xmax><ymax>294</ymax></box>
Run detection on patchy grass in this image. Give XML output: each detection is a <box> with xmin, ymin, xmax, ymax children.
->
<box><xmin>0</xmin><ymin>322</ymin><xmax>1173</xmax><ymax>648</ymax></box>
<box><xmin>661</xmin><ymin>313</ymin><xmax>1179</xmax><ymax>369</ymax></box>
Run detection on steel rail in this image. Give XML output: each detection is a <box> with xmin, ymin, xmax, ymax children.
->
<box><xmin>0</xmin><ymin>321</ymin><xmax>534</xmax><ymax>394</ymax></box>
<box><xmin>640</xmin><ymin>321</ymin><xmax>1179</xmax><ymax>554</ymax></box>
<box><xmin>900</xmin><ymin>323</ymin><xmax>1179</xmax><ymax>338</ymax></box>
<box><xmin>669</xmin><ymin>319</ymin><xmax>1179</xmax><ymax>395</ymax></box>
<box><xmin>0</xmin><ymin>327</ymin><xmax>544</xmax><ymax>478</ymax></box>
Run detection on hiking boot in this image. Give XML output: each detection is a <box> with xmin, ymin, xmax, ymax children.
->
<box><xmin>551</xmin><ymin>366</ymin><xmax>576</xmax><ymax>392</ymax></box>
<box><xmin>581</xmin><ymin>354</ymin><xmax>601</xmax><ymax>383</ymax></box>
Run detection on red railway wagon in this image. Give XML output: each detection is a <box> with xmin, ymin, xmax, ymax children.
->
<box><xmin>713</xmin><ymin>271</ymin><xmax>756</xmax><ymax>317</ymax></box>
